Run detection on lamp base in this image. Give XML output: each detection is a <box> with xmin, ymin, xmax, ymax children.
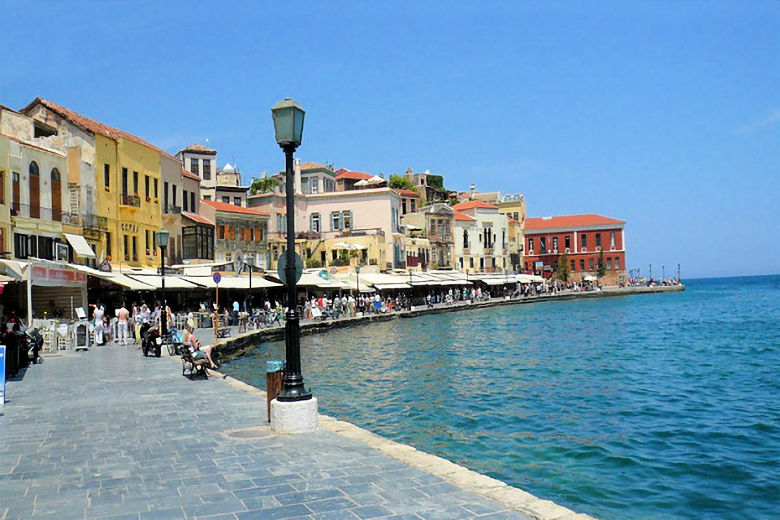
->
<box><xmin>270</xmin><ymin>397</ymin><xmax>318</xmax><ymax>433</ymax></box>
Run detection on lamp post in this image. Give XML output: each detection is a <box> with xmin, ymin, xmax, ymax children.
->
<box><xmin>649</xmin><ymin>263</ymin><xmax>653</xmax><ymax>281</ymax></box>
<box><xmin>662</xmin><ymin>265</ymin><xmax>665</xmax><ymax>281</ymax></box>
<box><xmin>355</xmin><ymin>264</ymin><xmax>360</xmax><ymax>295</ymax></box>
<box><xmin>272</xmin><ymin>98</ymin><xmax>311</xmax><ymax>402</ymax></box>
<box><xmin>157</xmin><ymin>229</ymin><xmax>170</xmax><ymax>338</ymax></box>
<box><xmin>247</xmin><ymin>255</ymin><xmax>254</xmax><ymax>309</ymax></box>
<box><xmin>677</xmin><ymin>263</ymin><xmax>681</xmax><ymax>282</ymax></box>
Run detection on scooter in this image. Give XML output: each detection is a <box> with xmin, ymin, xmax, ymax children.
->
<box><xmin>25</xmin><ymin>327</ymin><xmax>43</xmax><ymax>364</ymax></box>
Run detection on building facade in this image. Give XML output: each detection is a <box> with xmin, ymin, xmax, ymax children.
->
<box><xmin>451</xmin><ymin>200</ymin><xmax>510</xmax><ymax>273</ymax></box>
<box><xmin>522</xmin><ymin>214</ymin><xmax>627</xmax><ymax>285</ymax></box>
<box><xmin>400</xmin><ymin>203</ymin><xmax>454</xmax><ymax>270</ymax></box>
<box><xmin>201</xmin><ymin>200</ymin><xmax>269</xmax><ymax>269</ymax></box>
<box><xmin>177</xmin><ymin>144</ymin><xmax>217</xmax><ymax>201</ymax></box>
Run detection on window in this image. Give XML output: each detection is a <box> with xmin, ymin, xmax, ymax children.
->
<box><xmin>14</xmin><ymin>233</ymin><xmax>28</xmax><ymax>259</ymax></box>
<box><xmin>106</xmin><ymin>232</ymin><xmax>111</xmax><ymax>257</ymax></box>
<box><xmin>172</xmin><ymin>185</ymin><xmax>177</xmax><ymax>206</ymax></box>
<box><xmin>342</xmin><ymin>211</ymin><xmax>352</xmax><ymax>230</ymax></box>
<box><xmin>615</xmin><ymin>257</ymin><xmax>620</xmax><ymax>270</ymax></box>
<box><xmin>553</xmin><ymin>237</ymin><xmax>558</xmax><ymax>252</ymax></box>
<box><xmin>203</xmin><ymin>195</ymin><xmax>211</xmax><ymax>201</ymax></box>
<box><xmin>29</xmin><ymin>161</ymin><xmax>40</xmax><ymax>219</ymax></box>
<box><xmin>539</xmin><ymin>237</ymin><xmax>546</xmax><ymax>252</ymax></box>
<box><xmin>0</xmin><ymin>170</ymin><xmax>4</xmax><ymax>204</ymax></box>
<box><xmin>145</xmin><ymin>175</ymin><xmax>150</xmax><ymax>199</ymax></box>
<box><xmin>256</xmin><ymin>227</ymin><xmax>263</xmax><ymax>242</ymax></box>
<box><xmin>12</xmin><ymin>172</ymin><xmax>19</xmax><ymax>213</ymax></box>
<box><xmin>513</xmin><ymin>212</ymin><xmax>519</xmax><ymax>221</ymax></box>
<box><xmin>565</xmin><ymin>235</ymin><xmax>571</xmax><ymax>250</ymax></box>
<box><xmin>190</xmin><ymin>192</ymin><xmax>195</xmax><ymax>211</ymax></box>
<box><xmin>311</xmin><ymin>213</ymin><xmax>320</xmax><ymax>233</ymax></box>
<box><xmin>469</xmin><ymin>257</ymin><xmax>474</xmax><ymax>268</ymax></box>
<box><xmin>154</xmin><ymin>179</ymin><xmax>158</xmax><ymax>199</ymax></box>
<box><xmin>610</xmin><ymin>232</ymin><xmax>616</xmax><ymax>249</ymax></box>
<box><xmin>331</xmin><ymin>212</ymin><xmax>341</xmax><ymax>231</ymax></box>
<box><xmin>183</xmin><ymin>190</ymin><xmax>189</xmax><ymax>211</ymax></box>
<box><xmin>580</xmin><ymin>259</ymin><xmax>585</xmax><ymax>271</ymax></box>
<box><xmin>324</xmin><ymin>178</ymin><xmax>335</xmax><ymax>192</ymax></box>
<box><xmin>163</xmin><ymin>182</ymin><xmax>169</xmax><ymax>209</ymax></box>
<box><xmin>190</xmin><ymin>158</ymin><xmax>199</xmax><ymax>175</ymax></box>
<box><xmin>595</xmin><ymin>233</ymin><xmax>602</xmax><ymax>248</ymax></box>
<box><xmin>132</xmin><ymin>235</ymin><xmax>137</xmax><ymax>261</ymax></box>
<box><xmin>234</xmin><ymin>197</ymin><xmax>241</xmax><ymax>207</ymax></box>
<box><xmin>104</xmin><ymin>164</ymin><xmax>110</xmax><ymax>189</ymax></box>
<box><xmin>581</xmin><ymin>234</ymin><xmax>587</xmax><ymax>249</ymax></box>
<box><xmin>250</xmin><ymin>228</ymin><xmax>255</xmax><ymax>241</ymax></box>
<box><xmin>402</xmin><ymin>199</ymin><xmax>407</xmax><ymax>214</ymax></box>
<box><xmin>571</xmin><ymin>260</ymin><xmax>575</xmax><ymax>271</ymax></box>
<box><xmin>589</xmin><ymin>258</ymin><xmax>594</xmax><ymax>271</ymax></box>
<box><xmin>463</xmin><ymin>229</ymin><xmax>469</xmax><ymax>249</ymax></box>
<box><xmin>202</xmin><ymin>159</ymin><xmax>211</xmax><ymax>180</ymax></box>
<box><xmin>122</xmin><ymin>168</ymin><xmax>128</xmax><ymax>196</ymax></box>
<box><xmin>132</xmin><ymin>171</ymin><xmax>138</xmax><ymax>195</ymax></box>
<box><xmin>607</xmin><ymin>257</ymin><xmax>613</xmax><ymax>270</ymax></box>
<box><xmin>218</xmin><ymin>225</ymin><xmax>225</xmax><ymax>239</ymax></box>
<box><xmin>528</xmin><ymin>237</ymin><xmax>534</xmax><ymax>252</ymax></box>
<box><xmin>411</xmin><ymin>199</ymin><xmax>416</xmax><ymax>212</ymax></box>
<box><xmin>123</xmin><ymin>235</ymin><xmax>129</xmax><ymax>260</ymax></box>
<box><xmin>222</xmin><ymin>196</ymin><xmax>230</xmax><ymax>204</ymax></box>
<box><xmin>145</xmin><ymin>230</ymin><xmax>150</xmax><ymax>252</ymax></box>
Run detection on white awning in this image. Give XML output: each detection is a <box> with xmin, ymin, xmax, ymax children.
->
<box><xmin>125</xmin><ymin>274</ymin><xmax>205</xmax><ymax>289</ymax></box>
<box><xmin>64</xmin><ymin>233</ymin><xmax>96</xmax><ymax>258</ymax></box>
<box><xmin>183</xmin><ymin>275</ymin><xmax>281</xmax><ymax>289</ymax></box>
<box><xmin>373</xmin><ymin>283</ymin><xmax>412</xmax><ymax>290</ymax></box>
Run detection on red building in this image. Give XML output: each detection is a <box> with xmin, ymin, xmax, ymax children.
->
<box><xmin>522</xmin><ymin>214</ymin><xmax>627</xmax><ymax>285</ymax></box>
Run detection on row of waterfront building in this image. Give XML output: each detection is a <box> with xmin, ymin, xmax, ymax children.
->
<box><xmin>0</xmin><ymin>97</ymin><xmax>628</xmax><ymax>294</ymax></box>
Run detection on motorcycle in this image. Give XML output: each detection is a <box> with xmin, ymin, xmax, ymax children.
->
<box><xmin>25</xmin><ymin>327</ymin><xmax>43</xmax><ymax>364</ymax></box>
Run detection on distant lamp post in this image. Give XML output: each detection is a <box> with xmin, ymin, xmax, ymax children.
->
<box><xmin>157</xmin><ymin>229</ymin><xmax>170</xmax><ymax>337</ymax></box>
<box><xmin>271</xmin><ymin>98</ymin><xmax>311</xmax><ymax>403</ymax></box>
<box><xmin>355</xmin><ymin>264</ymin><xmax>361</xmax><ymax>295</ymax></box>
<box><xmin>247</xmin><ymin>255</ymin><xmax>254</xmax><ymax>308</ymax></box>
<box><xmin>662</xmin><ymin>265</ymin><xmax>665</xmax><ymax>281</ymax></box>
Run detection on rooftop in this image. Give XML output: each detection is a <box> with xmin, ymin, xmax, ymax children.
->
<box><xmin>525</xmin><ymin>214</ymin><xmax>625</xmax><ymax>230</ymax></box>
<box><xmin>394</xmin><ymin>189</ymin><xmax>420</xmax><ymax>197</ymax></box>
<box><xmin>182</xmin><ymin>211</ymin><xmax>215</xmax><ymax>227</ymax></box>
<box><xmin>454</xmin><ymin>210</ymin><xmax>476</xmax><ymax>222</ymax></box>
<box><xmin>452</xmin><ymin>200</ymin><xmax>499</xmax><ymax>211</ymax></box>
<box><xmin>202</xmin><ymin>199</ymin><xmax>269</xmax><ymax>217</ymax></box>
<box><xmin>335</xmin><ymin>169</ymin><xmax>373</xmax><ymax>181</ymax></box>
<box><xmin>24</xmin><ymin>98</ymin><xmax>177</xmax><ymax>160</ymax></box>
<box><xmin>179</xmin><ymin>143</ymin><xmax>216</xmax><ymax>154</ymax></box>
<box><xmin>181</xmin><ymin>169</ymin><xmax>200</xmax><ymax>181</ymax></box>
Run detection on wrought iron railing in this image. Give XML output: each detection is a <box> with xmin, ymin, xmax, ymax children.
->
<box><xmin>120</xmin><ymin>194</ymin><xmax>141</xmax><ymax>207</ymax></box>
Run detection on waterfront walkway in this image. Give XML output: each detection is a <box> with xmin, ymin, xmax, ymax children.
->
<box><xmin>0</xmin><ymin>346</ymin><xmax>585</xmax><ymax>520</ymax></box>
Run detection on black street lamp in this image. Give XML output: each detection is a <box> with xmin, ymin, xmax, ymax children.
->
<box><xmin>247</xmin><ymin>255</ymin><xmax>254</xmax><ymax>308</ymax></box>
<box><xmin>272</xmin><ymin>98</ymin><xmax>311</xmax><ymax>402</ymax></box>
<box><xmin>355</xmin><ymin>264</ymin><xmax>361</xmax><ymax>295</ymax></box>
<box><xmin>157</xmin><ymin>229</ymin><xmax>170</xmax><ymax>337</ymax></box>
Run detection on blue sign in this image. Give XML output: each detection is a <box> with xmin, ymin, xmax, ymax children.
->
<box><xmin>213</xmin><ymin>272</ymin><xmax>221</xmax><ymax>284</ymax></box>
<box><xmin>0</xmin><ymin>345</ymin><xmax>5</xmax><ymax>405</ymax></box>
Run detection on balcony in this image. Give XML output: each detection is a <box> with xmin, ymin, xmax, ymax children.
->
<box><xmin>164</xmin><ymin>204</ymin><xmax>182</xmax><ymax>214</ymax></box>
<box><xmin>83</xmin><ymin>214</ymin><xmax>109</xmax><ymax>231</ymax></box>
<box><xmin>61</xmin><ymin>213</ymin><xmax>82</xmax><ymax>226</ymax></box>
<box><xmin>121</xmin><ymin>194</ymin><xmax>141</xmax><ymax>207</ymax></box>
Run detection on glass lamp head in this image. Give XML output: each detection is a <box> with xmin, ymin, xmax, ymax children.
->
<box><xmin>271</xmin><ymin>98</ymin><xmax>305</xmax><ymax>147</ymax></box>
<box><xmin>157</xmin><ymin>229</ymin><xmax>170</xmax><ymax>248</ymax></box>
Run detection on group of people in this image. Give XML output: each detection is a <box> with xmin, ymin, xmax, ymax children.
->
<box><xmin>91</xmin><ymin>300</ymin><xmax>172</xmax><ymax>346</ymax></box>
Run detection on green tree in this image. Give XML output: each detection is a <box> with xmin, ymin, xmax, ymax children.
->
<box><xmin>249</xmin><ymin>176</ymin><xmax>281</xmax><ymax>195</ymax></box>
<box><xmin>597</xmin><ymin>248</ymin><xmax>607</xmax><ymax>284</ymax></box>
<box><xmin>388</xmin><ymin>174</ymin><xmax>416</xmax><ymax>191</ymax></box>
<box><xmin>556</xmin><ymin>252</ymin><xmax>570</xmax><ymax>282</ymax></box>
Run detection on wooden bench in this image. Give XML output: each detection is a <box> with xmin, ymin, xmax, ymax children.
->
<box><xmin>181</xmin><ymin>348</ymin><xmax>209</xmax><ymax>379</ymax></box>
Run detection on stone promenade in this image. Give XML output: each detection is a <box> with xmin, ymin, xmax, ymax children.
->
<box><xmin>0</xmin><ymin>346</ymin><xmax>587</xmax><ymax>520</ymax></box>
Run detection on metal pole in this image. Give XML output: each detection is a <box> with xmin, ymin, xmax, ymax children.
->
<box><xmin>249</xmin><ymin>262</ymin><xmax>252</xmax><ymax>308</ymax></box>
<box><xmin>649</xmin><ymin>263</ymin><xmax>652</xmax><ymax>281</ymax></box>
<box><xmin>278</xmin><ymin>145</ymin><xmax>311</xmax><ymax>401</ymax></box>
<box><xmin>662</xmin><ymin>265</ymin><xmax>665</xmax><ymax>280</ymax></box>
<box><xmin>677</xmin><ymin>263</ymin><xmax>681</xmax><ymax>282</ymax></box>
<box><xmin>160</xmin><ymin>246</ymin><xmax>167</xmax><ymax>337</ymax></box>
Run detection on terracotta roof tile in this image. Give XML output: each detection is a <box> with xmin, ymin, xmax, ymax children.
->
<box><xmin>394</xmin><ymin>189</ymin><xmax>419</xmax><ymax>197</ymax></box>
<box><xmin>181</xmin><ymin>168</ymin><xmax>200</xmax><ymax>181</ymax></box>
<box><xmin>300</xmin><ymin>161</ymin><xmax>330</xmax><ymax>171</ymax></box>
<box><xmin>27</xmin><ymin>97</ymin><xmax>178</xmax><ymax>160</ymax></box>
<box><xmin>452</xmin><ymin>200</ymin><xmax>499</xmax><ymax>211</ymax></box>
<box><xmin>525</xmin><ymin>214</ymin><xmax>625</xmax><ymax>230</ymax></box>
<box><xmin>182</xmin><ymin>211</ymin><xmax>215</xmax><ymax>226</ymax></box>
<box><xmin>335</xmin><ymin>169</ymin><xmax>373</xmax><ymax>181</ymax></box>
<box><xmin>179</xmin><ymin>143</ymin><xmax>216</xmax><ymax>153</ymax></box>
<box><xmin>454</xmin><ymin>210</ymin><xmax>476</xmax><ymax>221</ymax></box>
<box><xmin>202</xmin><ymin>199</ymin><xmax>270</xmax><ymax>216</ymax></box>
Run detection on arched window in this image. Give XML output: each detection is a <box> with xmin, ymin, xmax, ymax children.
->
<box><xmin>29</xmin><ymin>161</ymin><xmax>40</xmax><ymax>218</ymax></box>
<box><xmin>463</xmin><ymin>229</ymin><xmax>469</xmax><ymax>249</ymax></box>
<box><xmin>50</xmin><ymin>168</ymin><xmax>60</xmax><ymax>181</ymax></box>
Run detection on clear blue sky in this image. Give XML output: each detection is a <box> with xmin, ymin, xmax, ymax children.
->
<box><xmin>2</xmin><ymin>1</ymin><xmax>777</xmax><ymax>278</ymax></box>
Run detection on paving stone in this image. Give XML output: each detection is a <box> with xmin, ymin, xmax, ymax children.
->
<box><xmin>1</xmin><ymin>347</ymin><xmax>566</xmax><ymax>520</ymax></box>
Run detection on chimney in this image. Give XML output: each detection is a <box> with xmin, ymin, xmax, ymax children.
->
<box><xmin>294</xmin><ymin>158</ymin><xmax>302</xmax><ymax>195</ymax></box>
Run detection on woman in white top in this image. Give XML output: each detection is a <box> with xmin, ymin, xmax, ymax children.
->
<box><xmin>183</xmin><ymin>325</ymin><xmax>217</xmax><ymax>369</ymax></box>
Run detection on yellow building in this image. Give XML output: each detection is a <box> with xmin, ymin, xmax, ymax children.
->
<box><xmin>22</xmin><ymin>98</ymin><xmax>165</xmax><ymax>269</ymax></box>
<box><xmin>0</xmin><ymin>134</ymin><xmax>10</xmax><ymax>255</ymax></box>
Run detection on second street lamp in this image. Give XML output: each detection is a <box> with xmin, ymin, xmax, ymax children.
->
<box><xmin>271</xmin><ymin>98</ymin><xmax>311</xmax><ymax>402</ymax></box>
<box><xmin>157</xmin><ymin>229</ymin><xmax>170</xmax><ymax>338</ymax></box>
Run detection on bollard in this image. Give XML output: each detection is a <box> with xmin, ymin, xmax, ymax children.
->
<box><xmin>265</xmin><ymin>360</ymin><xmax>284</xmax><ymax>422</ymax></box>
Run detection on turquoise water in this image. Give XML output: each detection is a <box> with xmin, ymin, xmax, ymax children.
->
<box><xmin>221</xmin><ymin>276</ymin><xmax>780</xmax><ymax>520</ymax></box>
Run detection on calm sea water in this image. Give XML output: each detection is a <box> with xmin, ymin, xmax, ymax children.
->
<box><xmin>221</xmin><ymin>276</ymin><xmax>780</xmax><ymax>520</ymax></box>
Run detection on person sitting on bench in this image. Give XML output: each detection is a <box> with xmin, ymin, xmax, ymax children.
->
<box><xmin>183</xmin><ymin>325</ymin><xmax>218</xmax><ymax>369</ymax></box>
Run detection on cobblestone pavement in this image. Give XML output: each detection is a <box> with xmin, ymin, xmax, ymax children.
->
<box><xmin>0</xmin><ymin>346</ymin><xmax>533</xmax><ymax>520</ymax></box>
